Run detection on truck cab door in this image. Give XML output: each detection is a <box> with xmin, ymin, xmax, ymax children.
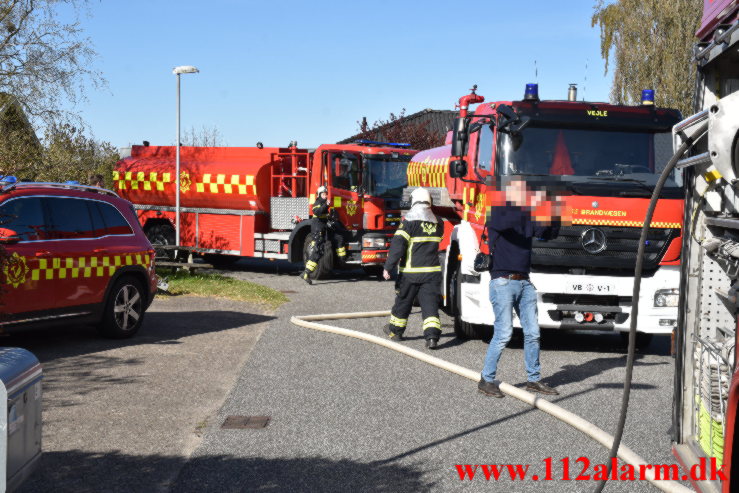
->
<box><xmin>328</xmin><ymin>152</ymin><xmax>363</xmax><ymax>229</ymax></box>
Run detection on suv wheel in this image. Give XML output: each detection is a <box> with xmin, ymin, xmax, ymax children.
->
<box><xmin>98</xmin><ymin>276</ymin><xmax>146</xmax><ymax>338</ymax></box>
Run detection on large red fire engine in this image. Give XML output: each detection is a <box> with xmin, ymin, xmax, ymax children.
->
<box><xmin>114</xmin><ymin>141</ymin><xmax>414</xmax><ymax>277</ymax></box>
<box><xmin>404</xmin><ymin>84</ymin><xmax>683</xmax><ymax>344</ymax></box>
<box><xmin>671</xmin><ymin>1</ymin><xmax>739</xmax><ymax>491</ymax></box>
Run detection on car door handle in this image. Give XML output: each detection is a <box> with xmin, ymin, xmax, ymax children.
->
<box><xmin>35</xmin><ymin>250</ymin><xmax>52</xmax><ymax>257</ymax></box>
<box><xmin>92</xmin><ymin>248</ymin><xmax>106</xmax><ymax>254</ymax></box>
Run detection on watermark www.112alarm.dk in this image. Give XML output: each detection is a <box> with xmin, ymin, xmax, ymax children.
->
<box><xmin>455</xmin><ymin>457</ymin><xmax>725</xmax><ymax>483</ymax></box>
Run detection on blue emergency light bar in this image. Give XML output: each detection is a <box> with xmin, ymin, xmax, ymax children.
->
<box><xmin>352</xmin><ymin>139</ymin><xmax>412</xmax><ymax>148</ymax></box>
<box><xmin>524</xmin><ymin>83</ymin><xmax>540</xmax><ymax>101</ymax></box>
<box><xmin>0</xmin><ymin>176</ymin><xmax>17</xmax><ymax>184</ymax></box>
<box><xmin>641</xmin><ymin>89</ymin><xmax>655</xmax><ymax>105</ymax></box>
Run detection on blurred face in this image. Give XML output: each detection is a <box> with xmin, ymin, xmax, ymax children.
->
<box><xmin>320</xmin><ymin>191</ymin><xmax>327</xmax><ymax>200</ymax></box>
<box><xmin>504</xmin><ymin>177</ymin><xmax>528</xmax><ymax>206</ymax></box>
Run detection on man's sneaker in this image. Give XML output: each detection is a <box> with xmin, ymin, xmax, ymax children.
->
<box><xmin>301</xmin><ymin>273</ymin><xmax>312</xmax><ymax>285</ymax></box>
<box><xmin>478</xmin><ymin>378</ymin><xmax>504</xmax><ymax>398</ymax></box>
<box><xmin>526</xmin><ymin>381</ymin><xmax>559</xmax><ymax>395</ymax></box>
<box><xmin>425</xmin><ymin>338</ymin><xmax>439</xmax><ymax>350</ymax></box>
<box><xmin>383</xmin><ymin>325</ymin><xmax>403</xmax><ymax>341</ymax></box>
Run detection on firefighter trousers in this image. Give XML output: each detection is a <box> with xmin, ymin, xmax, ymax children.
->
<box><xmin>304</xmin><ymin>221</ymin><xmax>346</xmax><ymax>275</ymax></box>
<box><xmin>388</xmin><ymin>275</ymin><xmax>441</xmax><ymax>341</ymax></box>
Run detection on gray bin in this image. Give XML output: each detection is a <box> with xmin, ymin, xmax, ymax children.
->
<box><xmin>0</xmin><ymin>348</ymin><xmax>42</xmax><ymax>492</ymax></box>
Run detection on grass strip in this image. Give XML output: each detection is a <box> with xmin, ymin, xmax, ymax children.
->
<box><xmin>157</xmin><ymin>269</ymin><xmax>288</xmax><ymax>310</ymax></box>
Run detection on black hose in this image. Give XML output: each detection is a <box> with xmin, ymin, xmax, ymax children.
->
<box><xmin>593</xmin><ymin>121</ymin><xmax>708</xmax><ymax>493</ymax></box>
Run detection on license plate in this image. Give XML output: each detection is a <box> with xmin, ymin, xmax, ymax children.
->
<box><xmin>565</xmin><ymin>282</ymin><xmax>615</xmax><ymax>294</ymax></box>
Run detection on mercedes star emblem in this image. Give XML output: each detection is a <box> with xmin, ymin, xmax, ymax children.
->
<box><xmin>592</xmin><ymin>201</ymin><xmax>599</xmax><ymax>208</ymax></box>
<box><xmin>581</xmin><ymin>228</ymin><xmax>607</xmax><ymax>254</ymax></box>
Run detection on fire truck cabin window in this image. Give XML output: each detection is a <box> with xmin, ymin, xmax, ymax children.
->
<box><xmin>496</xmin><ymin>127</ymin><xmax>670</xmax><ymax>178</ymax></box>
<box><xmin>331</xmin><ymin>153</ymin><xmax>360</xmax><ymax>192</ymax></box>
<box><xmin>476</xmin><ymin>124</ymin><xmax>494</xmax><ymax>171</ymax></box>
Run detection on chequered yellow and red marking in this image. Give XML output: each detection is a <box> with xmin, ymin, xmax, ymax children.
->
<box><xmin>572</xmin><ymin>218</ymin><xmax>681</xmax><ymax>228</ymax></box>
<box><xmin>408</xmin><ymin>157</ymin><xmax>448</xmax><ymax>187</ymax></box>
<box><xmin>4</xmin><ymin>251</ymin><xmax>152</xmax><ymax>289</ymax></box>
<box><xmin>194</xmin><ymin>174</ymin><xmax>257</xmax><ymax>195</ymax></box>
<box><xmin>113</xmin><ymin>171</ymin><xmax>172</xmax><ymax>191</ymax></box>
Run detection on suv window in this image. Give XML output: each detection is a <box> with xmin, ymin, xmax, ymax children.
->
<box><xmin>87</xmin><ymin>201</ymin><xmax>108</xmax><ymax>238</ymax></box>
<box><xmin>98</xmin><ymin>202</ymin><xmax>133</xmax><ymax>235</ymax></box>
<box><xmin>46</xmin><ymin>197</ymin><xmax>95</xmax><ymax>239</ymax></box>
<box><xmin>0</xmin><ymin>197</ymin><xmax>47</xmax><ymax>241</ymax></box>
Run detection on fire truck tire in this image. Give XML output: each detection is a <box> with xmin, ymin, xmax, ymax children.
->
<box><xmin>303</xmin><ymin>234</ymin><xmax>333</xmax><ymax>280</ymax></box>
<box><xmin>98</xmin><ymin>276</ymin><xmax>146</xmax><ymax>339</ymax></box>
<box><xmin>203</xmin><ymin>254</ymin><xmax>240</xmax><ymax>268</ymax></box>
<box><xmin>146</xmin><ymin>224</ymin><xmax>177</xmax><ymax>261</ymax></box>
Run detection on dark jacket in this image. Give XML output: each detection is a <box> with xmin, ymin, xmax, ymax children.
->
<box><xmin>384</xmin><ymin>218</ymin><xmax>442</xmax><ymax>282</ymax></box>
<box><xmin>312</xmin><ymin>197</ymin><xmax>330</xmax><ymax>221</ymax></box>
<box><xmin>486</xmin><ymin>203</ymin><xmax>559</xmax><ymax>278</ymax></box>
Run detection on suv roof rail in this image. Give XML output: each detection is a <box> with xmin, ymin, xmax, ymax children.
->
<box><xmin>2</xmin><ymin>182</ymin><xmax>120</xmax><ymax>198</ymax></box>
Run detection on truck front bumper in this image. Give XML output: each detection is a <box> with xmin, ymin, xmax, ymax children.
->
<box><xmin>458</xmin><ymin>266</ymin><xmax>680</xmax><ymax>334</ymax></box>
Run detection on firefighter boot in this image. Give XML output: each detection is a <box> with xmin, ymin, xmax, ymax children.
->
<box><xmin>301</xmin><ymin>271</ymin><xmax>312</xmax><ymax>285</ymax></box>
<box><xmin>383</xmin><ymin>324</ymin><xmax>404</xmax><ymax>341</ymax></box>
<box><xmin>425</xmin><ymin>338</ymin><xmax>439</xmax><ymax>350</ymax></box>
<box><xmin>336</xmin><ymin>246</ymin><xmax>347</xmax><ymax>266</ymax></box>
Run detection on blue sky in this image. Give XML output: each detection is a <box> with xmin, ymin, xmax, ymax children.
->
<box><xmin>70</xmin><ymin>1</ymin><xmax>613</xmax><ymax>149</ymax></box>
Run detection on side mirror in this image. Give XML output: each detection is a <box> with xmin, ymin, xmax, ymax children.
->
<box><xmin>449</xmin><ymin>159</ymin><xmax>468</xmax><ymax>178</ymax></box>
<box><xmin>0</xmin><ymin>228</ymin><xmax>20</xmax><ymax>244</ymax></box>
<box><xmin>451</xmin><ymin>117</ymin><xmax>469</xmax><ymax>157</ymax></box>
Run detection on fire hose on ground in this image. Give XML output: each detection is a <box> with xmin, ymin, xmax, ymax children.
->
<box><xmin>290</xmin><ymin>122</ymin><xmax>707</xmax><ymax>493</ymax></box>
<box><xmin>290</xmin><ymin>310</ymin><xmax>693</xmax><ymax>493</ymax></box>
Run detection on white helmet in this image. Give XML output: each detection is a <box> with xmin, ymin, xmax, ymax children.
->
<box><xmin>317</xmin><ymin>185</ymin><xmax>328</xmax><ymax>195</ymax></box>
<box><xmin>411</xmin><ymin>187</ymin><xmax>432</xmax><ymax>206</ymax></box>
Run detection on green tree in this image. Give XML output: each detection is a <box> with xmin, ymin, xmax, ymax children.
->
<box><xmin>40</xmin><ymin>123</ymin><xmax>119</xmax><ymax>185</ymax></box>
<box><xmin>592</xmin><ymin>0</ymin><xmax>703</xmax><ymax>116</ymax></box>
<box><xmin>0</xmin><ymin>0</ymin><xmax>101</xmax><ymax>123</ymax></box>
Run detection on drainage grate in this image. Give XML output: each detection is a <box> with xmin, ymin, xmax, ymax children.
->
<box><xmin>221</xmin><ymin>416</ymin><xmax>271</xmax><ymax>429</ymax></box>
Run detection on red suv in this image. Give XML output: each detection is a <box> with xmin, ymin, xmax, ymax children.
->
<box><xmin>0</xmin><ymin>182</ymin><xmax>157</xmax><ymax>338</ymax></box>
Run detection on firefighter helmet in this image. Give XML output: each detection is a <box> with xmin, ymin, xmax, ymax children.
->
<box><xmin>411</xmin><ymin>187</ymin><xmax>432</xmax><ymax>206</ymax></box>
<box><xmin>317</xmin><ymin>185</ymin><xmax>328</xmax><ymax>195</ymax></box>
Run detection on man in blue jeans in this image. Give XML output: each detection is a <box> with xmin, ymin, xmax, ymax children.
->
<box><xmin>478</xmin><ymin>176</ymin><xmax>564</xmax><ymax>398</ymax></box>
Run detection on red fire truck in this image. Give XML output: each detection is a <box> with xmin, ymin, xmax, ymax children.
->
<box><xmin>404</xmin><ymin>84</ymin><xmax>683</xmax><ymax>344</ymax></box>
<box><xmin>114</xmin><ymin>141</ymin><xmax>414</xmax><ymax>278</ymax></box>
<box><xmin>672</xmin><ymin>1</ymin><xmax>739</xmax><ymax>491</ymax></box>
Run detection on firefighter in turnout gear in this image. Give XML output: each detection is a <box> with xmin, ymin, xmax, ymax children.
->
<box><xmin>302</xmin><ymin>185</ymin><xmax>347</xmax><ymax>284</ymax></box>
<box><xmin>382</xmin><ymin>188</ymin><xmax>442</xmax><ymax>349</ymax></box>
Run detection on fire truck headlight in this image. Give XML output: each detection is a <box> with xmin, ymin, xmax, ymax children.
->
<box><xmin>362</xmin><ymin>237</ymin><xmax>387</xmax><ymax>249</ymax></box>
<box><xmin>654</xmin><ymin>288</ymin><xmax>679</xmax><ymax>307</ymax></box>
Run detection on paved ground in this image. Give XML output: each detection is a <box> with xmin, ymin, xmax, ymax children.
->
<box><xmin>170</xmin><ymin>259</ymin><xmax>681</xmax><ymax>493</ymax></box>
<box><xmin>13</xmin><ymin>295</ymin><xmax>274</xmax><ymax>493</ymax></box>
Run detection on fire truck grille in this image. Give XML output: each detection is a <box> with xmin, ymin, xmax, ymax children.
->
<box><xmin>532</xmin><ymin>225</ymin><xmax>679</xmax><ymax>271</ymax></box>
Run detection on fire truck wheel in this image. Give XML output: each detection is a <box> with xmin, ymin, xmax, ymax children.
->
<box><xmin>146</xmin><ymin>224</ymin><xmax>177</xmax><ymax>261</ymax></box>
<box><xmin>303</xmin><ymin>234</ymin><xmax>333</xmax><ymax>280</ymax></box>
<box><xmin>98</xmin><ymin>276</ymin><xmax>146</xmax><ymax>339</ymax></box>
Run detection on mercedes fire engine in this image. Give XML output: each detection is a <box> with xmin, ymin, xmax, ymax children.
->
<box><xmin>671</xmin><ymin>1</ymin><xmax>739</xmax><ymax>491</ymax></box>
<box><xmin>404</xmin><ymin>84</ymin><xmax>683</xmax><ymax>343</ymax></box>
<box><xmin>114</xmin><ymin>141</ymin><xmax>414</xmax><ymax>277</ymax></box>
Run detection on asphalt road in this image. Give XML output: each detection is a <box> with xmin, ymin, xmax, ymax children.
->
<box><xmin>12</xmin><ymin>295</ymin><xmax>274</xmax><ymax>493</ymax></box>
<box><xmin>170</xmin><ymin>259</ymin><xmax>681</xmax><ymax>493</ymax></box>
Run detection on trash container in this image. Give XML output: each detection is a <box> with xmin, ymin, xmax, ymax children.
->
<box><xmin>0</xmin><ymin>348</ymin><xmax>42</xmax><ymax>492</ymax></box>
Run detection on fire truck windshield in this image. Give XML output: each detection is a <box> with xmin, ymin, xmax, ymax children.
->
<box><xmin>362</xmin><ymin>155</ymin><xmax>411</xmax><ymax>198</ymax></box>
<box><xmin>496</xmin><ymin>126</ymin><xmax>681</xmax><ymax>197</ymax></box>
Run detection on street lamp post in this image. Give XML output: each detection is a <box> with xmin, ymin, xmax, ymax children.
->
<box><xmin>172</xmin><ymin>65</ymin><xmax>199</xmax><ymax>248</ymax></box>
